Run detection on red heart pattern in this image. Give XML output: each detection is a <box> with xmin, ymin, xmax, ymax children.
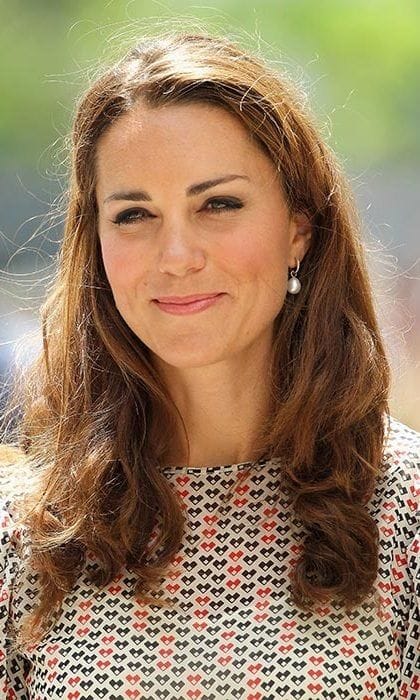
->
<box><xmin>1</xmin><ymin>417</ymin><xmax>418</xmax><ymax>698</ymax></box>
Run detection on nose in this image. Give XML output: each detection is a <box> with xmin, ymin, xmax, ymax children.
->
<box><xmin>157</xmin><ymin>220</ymin><xmax>206</xmax><ymax>276</ymax></box>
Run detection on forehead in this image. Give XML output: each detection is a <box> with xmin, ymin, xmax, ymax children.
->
<box><xmin>95</xmin><ymin>99</ymin><xmax>275</xmax><ymax>180</ymax></box>
<box><xmin>100</xmin><ymin>99</ymin><xmax>252</xmax><ymax>146</ymax></box>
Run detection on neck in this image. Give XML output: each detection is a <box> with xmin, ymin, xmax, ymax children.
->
<box><xmin>155</xmin><ymin>340</ymin><xmax>273</xmax><ymax>468</ymax></box>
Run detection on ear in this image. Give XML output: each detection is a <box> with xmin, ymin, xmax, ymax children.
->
<box><xmin>288</xmin><ymin>212</ymin><xmax>312</xmax><ymax>268</ymax></box>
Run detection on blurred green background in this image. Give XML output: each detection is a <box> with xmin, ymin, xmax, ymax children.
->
<box><xmin>0</xmin><ymin>0</ymin><xmax>419</xmax><ymax>429</ymax></box>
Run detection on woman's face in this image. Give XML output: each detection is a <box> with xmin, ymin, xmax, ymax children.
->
<box><xmin>96</xmin><ymin>101</ymin><xmax>311</xmax><ymax>369</ymax></box>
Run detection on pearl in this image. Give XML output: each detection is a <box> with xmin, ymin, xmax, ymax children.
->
<box><xmin>287</xmin><ymin>276</ymin><xmax>301</xmax><ymax>294</ymax></box>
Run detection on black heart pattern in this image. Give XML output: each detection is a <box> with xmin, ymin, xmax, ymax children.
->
<box><xmin>3</xmin><ymin>422</ymin><xmax>418</xmax><ymax>699</ymax></box>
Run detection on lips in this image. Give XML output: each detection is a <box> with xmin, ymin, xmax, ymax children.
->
<box><xmin>154</xmin><ymin>293</ymin><xmax>223</xmax><ymax>304</ymax></box>
<box><xmin>152</xmin><ymin>293</ymin><xmax>225</xmax><ymax>315</ymax></box>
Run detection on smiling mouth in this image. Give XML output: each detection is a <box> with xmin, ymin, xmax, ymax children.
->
<box><xmin>152</xmin><ymin>293</ymin><xmax>225</xmax><ymax>315</ymax></box>
<box><xmin>154</xmin><ymin>293</ymin><xmax>224</xmax><ymax>304</ymax></box>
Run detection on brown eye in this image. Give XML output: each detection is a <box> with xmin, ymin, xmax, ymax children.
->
<box><xmin>203</xmin><ymin>197</ymin><xmax>244</xmax><ymax>212</ymax></box>
<box><xmin>113</xmin><ymin>208</ymin><xmax>155</xmax><ymax>225</ymax></box>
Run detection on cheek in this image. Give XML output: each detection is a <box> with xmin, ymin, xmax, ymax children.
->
<box><xmin>99</xmin><ymin>238</ymin><xmax>140</xmax><ymax>295</ymax></box>
<box><xmin>218</xmin><ymin>227</ymin><xmax>288</xmax><ymax>288</ymax></box>
<box><xmin>100</xmin><ymin>237</ymin><xmax>118</xmax><ymax>282</ymax></box>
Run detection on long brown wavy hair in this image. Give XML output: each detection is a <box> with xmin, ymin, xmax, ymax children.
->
<box><xmin>2</xmin><ymin>31</ymin><xmax>390</xmax><ymax>644</ymax></box>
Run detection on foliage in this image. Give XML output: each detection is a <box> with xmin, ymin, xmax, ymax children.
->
<box><xmin>1</xmin><ymin>0</ymin><xmax>419</xmax><ymax>168</ymax></box>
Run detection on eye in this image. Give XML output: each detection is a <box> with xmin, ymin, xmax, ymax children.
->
<box><xmin>112</xmin><ymin>208</ymin><xmax>155</xmax><ymax>225</ymax></box>
<box><xmin>203</xmin><ymin>197</ymin><xmax>244</xmax><ymax>213</ymax></box>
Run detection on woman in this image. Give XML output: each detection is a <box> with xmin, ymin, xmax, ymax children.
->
<box><xmin>1</xmin><ymin>31</ymin><xmax>418</xmax><ymax>700</ymax></box>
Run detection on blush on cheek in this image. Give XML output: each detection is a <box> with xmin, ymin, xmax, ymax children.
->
<box><xmin>219</xmin><ymin>235</ymin><xmax>285</xmax><ymax>283</ymax></box>
<box><xmin>100</xmin><ymin>241</ymin><xmax>129</xmax><ymax>290</ymax></box>
<box><xmin>218</xmin><ymin>237</ymin><xmax>262</xmax><ymax>272</ymax></box>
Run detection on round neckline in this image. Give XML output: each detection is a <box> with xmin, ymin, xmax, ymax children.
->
<box><xmin>159</xmin><ymin>456</ymin><xmax>273</xmax><ymax>474</ymax></box>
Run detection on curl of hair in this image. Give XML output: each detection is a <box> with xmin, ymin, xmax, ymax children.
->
<box><xmin>2</xmin><ymin>32</ymin><xmax>390</xmax><ymax>644</ymax></box>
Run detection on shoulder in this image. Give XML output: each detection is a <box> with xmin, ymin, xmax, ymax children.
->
<box><xmin>0</xmin><ymin>497</ymin><xmax>26</xmax><ymax>587</ymax></box>
<box><xmin>0</xmin><ymin>497</ymin><xmax>34</xmax><ymax>654</ymax></box>
<box><xmin>369</xmin><ymin>415</ymin><xmax>419</xmax><ymax>548</ymax></box>
<box><xmin>0</xmin><ymin>448</ymin><xmax>32</xmax><ymax>579</ymax></box>
<box><xmin>0</xmin><ymin>445</ymin><xmax>25</xmax><ymax>463</ymax></box>
<box><xmin>0</xmin><ymin>444</ymin><xmax>33</xmax><ymax>503</ymax></box>
<box><xmin>383</xmin><ymin>414</ymin><xmax>420</xmax><ymax>463</ymax></box>
<box><xmin>381</xmin><ymin>414</ymin><xmax>420</xmax><ymax>487</ymax></box>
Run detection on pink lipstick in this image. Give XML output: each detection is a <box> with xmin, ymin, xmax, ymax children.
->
<box><xmin>153</xmin><ymin>293</ymin><xmax>225</xmax><ymax>315</ymax></box>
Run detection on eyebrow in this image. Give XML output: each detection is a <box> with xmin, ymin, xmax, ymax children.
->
<box><xmin>102</xmin><ymin>174</ymin><xmax>250</xmax><ymax>204</ymax></box>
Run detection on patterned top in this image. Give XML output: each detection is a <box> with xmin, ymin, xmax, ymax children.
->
<box><xmin>1</xmin><ymin>416</ymin><xmax>419</xmax><ymax>700</ymax></box>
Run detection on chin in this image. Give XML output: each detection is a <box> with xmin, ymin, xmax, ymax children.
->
<box><xmin>151</xmin><ymin>345</ymin><xmax>229</xmax><ymax>370</ymax></box>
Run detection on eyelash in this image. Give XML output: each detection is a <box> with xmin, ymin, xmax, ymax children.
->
<box><xmin>112</xmin><ymin>197</ymin><xmax>244</xmax><ymax>225</ymax></box>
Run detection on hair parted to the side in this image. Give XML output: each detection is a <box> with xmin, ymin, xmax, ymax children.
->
<box><xmin>2</xmin><ymin>31</ymin><xmax>390</xmax><ymax>644</ymax></box>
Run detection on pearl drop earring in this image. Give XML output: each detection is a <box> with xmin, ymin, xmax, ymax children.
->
<box><xmin>287</xmin><ymin>259</ymin><xmax>301</xmax><ymax>294</ymax></box>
